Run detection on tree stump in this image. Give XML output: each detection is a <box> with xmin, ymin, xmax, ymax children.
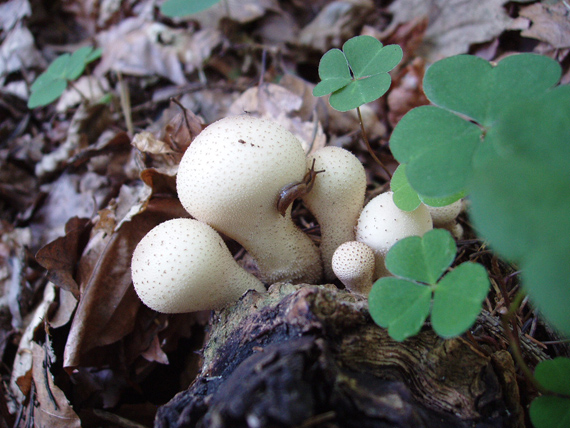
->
<box><xmin>155</xmin><ymin>283</ymin><xmax>527</xmax><ymax>428</ymax></box>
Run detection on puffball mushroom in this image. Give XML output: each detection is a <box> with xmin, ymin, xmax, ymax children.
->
<box><xmin>332</xmin><ymin>241</ymin><xmax>375</xmax><ymax>295</ymax></box>
<box><xmin>356</xmin><ymin>191</ymin><xmax>433</xmax><ymax>279</ymax></box>
<box><xmin>426</xmin><ymin>200</ymin><xmax>464</xmax><ymax>239</ymax></box>
<box><xmin>301</xmin><ymin>146</ymin><xmax>366</xmax><ymax>280</ymax></box>
<box><xmin>176</xmin><ymin>114</ymin><xmax>322</xmax><ymax>284</ymax></box>
<box><xmin>131</xmin><ymin>218</ymin><xmax>265</xmax><ymax>313</ymax></box>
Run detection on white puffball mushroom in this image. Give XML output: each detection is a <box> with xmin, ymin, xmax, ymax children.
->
<box><xmin>131</xmin><ymin>218</ymin><xmax>265</xmax><ymax>313</ymax></box>
<box><xmin>356</xmin><ymin>191</ymin><xmax>433</xmax><ymax>279</ymax></box>
<box><xmin>302</xmin><ymin>146</ymin><xmax>367</xmax><ymax>281</ymax></box>
<box><xmin>332</xmin><ymin>241</ymin><xmax>375</xmax><ymax>295</ymax></box>
<box><xmin>176</xmin><ymin>115</ymin><xmax>322</xmax><ymax>284</ymax></box>
<box><xmin>426</xmin><ymin>200</ymin><xmax>464</xmax><ymax>239</ymax></box>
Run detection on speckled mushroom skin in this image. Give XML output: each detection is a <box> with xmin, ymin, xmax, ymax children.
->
<box><xmin>177</xmin><ymin>115</ymin><xmax>322</xmax><ymax>284</ymax></box>
<box><xmin>302</xmin><ymin>146</ymin><xmax>366</xmax><ymax>281</ymax></box>
<box><xmin>332</xmin><ymin>241</ymin><xmax>375</xmax><ymax>295</ymax></box>
<box><xmin>131</xmin><ymin>219</ymin><xmax>265</xmax><ymax>313</ymax></box>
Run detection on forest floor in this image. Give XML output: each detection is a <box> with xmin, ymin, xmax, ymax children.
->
<box><xmin>1</xmin><ymin>0</ymin><xmax>570</xmax><ymax>427</ymax></box>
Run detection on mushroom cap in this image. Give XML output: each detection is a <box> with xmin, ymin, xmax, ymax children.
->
<box><xmin>302</xmin><ymin>146</ymin><xmax>366</xmax><ymax>280</ymax></box>
<box><xmin>356</xmin><ymin>191</ymin><xmax>433</xmax><ymax>279</ymax></box>
<box><xmin>176</xmin><ymin>114</ymin><xmax>321</xmax><ymax>284</ymax></box>
<box><xmin>332</xmin><ymin>241</ymin><xmax>375</xmax><ymax>295</ymax></box>
<box><xmin>177</xmin><ymin>115</ymin><xmax>307</xmax><ymax>236</ymax></box>
<box><xmin>131</xmin><ymin>218</ymin><xmax>264</xmax><ymax>313</ymax></box>
<box><xmin>426</xmin><ymin>199</ymin><xmax>463</xmax><ymax>227</ymax></box>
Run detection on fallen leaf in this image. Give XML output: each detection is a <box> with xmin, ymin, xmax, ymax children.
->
<box><xmin>29</xmin><ymin>342</ymin><xmax>81</xmax><ymax>428</ymax></box>
<box><xmin>63</xmin><ymin>197</ymin><xmax>189</xmax><ymax>369</ymax></box>
<box><xmin>297</xmin><ymin>0</ymin><xmax>375</xmax><ymax>52</ymax></box>
<box><xmin>386</xmin><ymin>0</ymin><xmax>533</xmax><ymax>61</ymax></box>
<box><xmin>35</xmin><ymin>217</ymin><xmax>92</xmax><ymax>298</ymax></box>
<box><xmin>0</xmin><ymin>25</ymin><xmax>44</xmax><ymax>77</ymax></box>
<box><xmin>0</xmin><ymin>0</ymin><xmax>31</xmax><ymax>31</ymax></box>
<box><xmin>184</xmin><ymin>0</ymin><xmax>279</xmax><ymax>28</ymax></box>
<box><xmin>520</xmin><ymin>2</ymin><xmax>570</xmax><ymax>49</ymax></box>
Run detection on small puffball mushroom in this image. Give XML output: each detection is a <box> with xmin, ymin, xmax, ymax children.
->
<box><xmin>131</xmin><ymin>218</ymin><xmax>265</xmax><ymax>313</ymax></box>
<box><xmin>332</xmin><ymin>241</ymin><xmax>375</xmax><ymax>295</ymax></box>
<box><xmin>302</xmin><ymin>146</ymin><xmax>366</xmax><ymax>280</ymax></box>
<box><xmin>356</xmin><ymin>191</ymin><xmax>433</xmax><ymax>279</ymax></box>
<box><xmin>177</xmin><ymin>115</ymin><xmax>322</xmax><ymax>284</ymax></box>
<box><xmin>426</xmin><ymin>200</ymin><xmax>464</xmax><ymax>239</ymax></box>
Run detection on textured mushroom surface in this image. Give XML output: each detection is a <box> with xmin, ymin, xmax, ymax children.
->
<box><xmin>177</xmin><ymin>115</ymin><xmax>322</xmax><ymax>284</ymax></box>
<box><xmin>131</xmin><ymin>218</ymin><xmax>265</xmax><ymax>313</ymax></box>
<box><xmin>302</xmin><ymin>146</ymin><xmax>366</xmax><ymax>280</ymax></box>
<box><xmin>356</xmin><ymin>191</ymin><xmax>433</xmax><ymax>279</ymax></box>
<box><xmin>332</xmin><ymin>241</ymin><xmax>375</xmax><ymax>295</ymax></box>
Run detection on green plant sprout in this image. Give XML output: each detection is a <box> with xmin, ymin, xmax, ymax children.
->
<box><xmin>313</xmin><ymin>35</ymin><xmax>402</xmax><ymax>175</ymax></box>
<box><xmin>160</xmin><ymin>0</ymin><xmax>222</xmax><ymax>17</ymax></box>
<box><xmin>28</xmin><ymin>46</ymin><xmax>102</xmax><ymax>109</ymax></box>
<box><xmin>529</xmin><ymin>357</ymin><xmax>570</xmax><ymax>428</ymax></box>
<box><xmin>368</xmin><ymin>228</ymin><xmax>490</xmax><ymax>341</ymax></box>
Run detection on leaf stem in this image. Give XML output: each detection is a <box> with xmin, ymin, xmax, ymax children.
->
<box><xmin>356</xmin><ymin>106</ymin><xmax>392</xmax><ymax>179</ymax></box>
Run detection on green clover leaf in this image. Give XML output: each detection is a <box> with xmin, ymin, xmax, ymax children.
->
<box><xmin>390</xmin><ymin>53</ymin><xmax>561</xmax><ymax>200</ymax></box>
<box><xmin>160</xmin><ymin>0</ymin><xmax>221</xmax><ymax>17</ymax></box>
<box><xmin>530</xmin><ymin>358</ymin><xmax>570</xmax><ymax>428</ymax></box>
<box><xmin>369</xmin><ymin>229</ymin><xmax>490</xmax><ymax>341</ymax></box>
<box><xmin>28</xmin><ymin>46</ymin><xmax>102</xmax><ymax>109</ymax></box>
<box><xmin>313</xmin><ymin>35</ymin><xmax>403</xmax><ymax>112</ymax></box>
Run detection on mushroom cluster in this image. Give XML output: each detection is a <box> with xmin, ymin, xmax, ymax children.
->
<box><xmin>132</xmin><ymin>114</ymin><xmax>448</xmax><ymax>313</ymax></box>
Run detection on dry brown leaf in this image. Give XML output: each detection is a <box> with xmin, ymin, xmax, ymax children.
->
<box><xmin>29</xmin><ymin>342</ymin><xmax>81</xmax><ymax>428</ymax></box>
<box><xmin>387</xmin><ymin>57</ymin><xmax>430</xmax><ymax>127</ymax></box>
<box><xmin>386</xmin><ymin>0</ymin><xmax>533</xmax><ymax>61</ymax></box>
<box><xmin>63</xmin><ymin>197</ymin><xmax>189</xmax><ymax>369</ymax></box>
<box><xmin>35</xmin><ymin>217</ymin><xmax>92</xmax><ymax>298</ymax></box>
<box><xmin>520</xmin><ymin>2</ymin><xmax>570</xmax><ymax>49</ymax></box>
<box><xmin>0</xmin><ymin>25</ymin><xmax>44</xmax><ymax>77</ymax></box>
<box><xmin>297</xmin><ymin>0</ymin><xmax>374</xmax><ymax>52</ymax></box>
<box><xmin>186</xmin><ymin>0</ymin><xmax>280</xmax><ymax>28</ymax></box>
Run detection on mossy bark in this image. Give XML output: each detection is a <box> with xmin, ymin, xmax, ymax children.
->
<box><xmin>155</xmin><ymin>284</ymin><xmax>539</xmax><ymax>428</ymax></box>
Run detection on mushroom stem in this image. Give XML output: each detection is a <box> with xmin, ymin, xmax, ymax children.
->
<box><xmin>302</xmin><ymin>146</ymin><xmax>366</xmax><ymax>280</ymax></box>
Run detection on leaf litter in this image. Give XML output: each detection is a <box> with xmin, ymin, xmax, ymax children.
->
<box><xmin>0</xmin><ymin>0</ymin><xmax>569</xmax><ymax>426</ymax></box>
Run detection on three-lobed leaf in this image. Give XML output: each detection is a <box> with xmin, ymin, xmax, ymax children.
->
<box><xmin>369</xmin><ymin>229</ymin><xmax>490</xmax><ymax>341</ymax></box>
<box><xmin>530</xmin><ymin>358</ymin><xmax>570</xmax><ymax>428</ymax></box>
<box><xmin>28</xmin><ymin>46</ymin><xmax>102</xmax><ymax>109</ymax></box>
<box><xmin>390</xmin><ymin>53</ymin><xmax>561</xmax><ymax>200</ymax></box>
<box><xmin>313</xmin><ymin>35</ymin><xmax>402</xmax><ymax>112</ymax></box>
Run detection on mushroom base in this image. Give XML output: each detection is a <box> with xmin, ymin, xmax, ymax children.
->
<box><xmin>155</xmin><ymin>284</ymin><xmax>532</xmax><ymax>428</ymax></box>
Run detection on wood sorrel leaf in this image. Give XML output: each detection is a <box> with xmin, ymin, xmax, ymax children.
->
<box><xmin>391</xmin><ymin>164</ymin><xmax>421</xmax><ymax>211</ymax></box>
<box><xmin>312</xmin><ymin>49</ymin><xmax>352</xmax><ymax>97</ymax></box>
<box><xmin>431</xmin><ymin>262</ymin><xmax>490</xmax><ymax>338</ymax></box>
<box><xmin>390</xmin><ymin>105</ymin><xmax>481</xmax><ymax>198</ymax></box>
<box><xmin>368</xmin><ymin>277</ymin><xmax>431</xmax><ymax>342</ymax></box>
<box><xmin>530</xmin><ymin>358</ymin><xmax>570</xmax><ymax>428</ymax></box>
<box><xmin>161</xmin><ymin>0</ymin><xmax>221</xmax><ymax>17</ymax></box>
<box><xmin>385</xmin><ymin>229</ymin><xmax>456</xmax><ymax>285</ymax></box>
<box><xmin>424</xmin><ymin>54</ymin><xmax>561</xmax><ymax>127</ymax></box>
<box><xmin>313</xmin><ymin>35</ymin><xmax>402</xmax><ymax>112</ymax></box>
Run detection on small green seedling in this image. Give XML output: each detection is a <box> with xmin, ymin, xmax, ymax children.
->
<box><xmin>28</xmin><ymin>46</ymin><xmax>102</xmax><ymax>109</ymax></box>
<box><xmin>160</xmin><ymin>0</ymin><xmax>222</xmax><ymax>17</ymax></box>
<box><xmin>313</xmin><ymin>35</ymin><xmax>402</xmax><ymax>112</ymax></box>
<box><xmin>529</xmin><ymin>357</ymin><xmax>570</xmax><ymax>428</ymax></box>
<box><xmin>368</xmin><ymin>229</ymin><xmax>490</xmax><ymax>341</ymax></box>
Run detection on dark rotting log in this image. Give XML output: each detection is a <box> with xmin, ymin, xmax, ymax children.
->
<box><xmin>155</xmin><ymin>283</ymin><xmax>531</xmax><ymax>428</ymax></box>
